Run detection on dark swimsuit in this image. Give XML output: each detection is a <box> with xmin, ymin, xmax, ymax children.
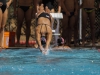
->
<box><xmin>18</xmin><ymin>5</ymin><xmax>33</xmax><ymax>12</ymax></box>
<box><xmin>0</xmin><ymin>0</ymin><xmax>7</xmax><ymax>13</ymax></box>
<box><xmin>37</xmin><ymin>12</ymin><xmax>51</xmax><ymax>22</ymax></box>
<box><xmin>0</xmin><ymin>5</ymin><xmax>7</xmax><ymax>13</ymax></box>
<box><xmin>62</xmin><ymin>11</ymin><xmax>75</xmax><ymax>18</ymax></box>
<box><xmin>83</xmin><ymin>8</ymin><xmax>95</xmax><ymax>13</ymax></box>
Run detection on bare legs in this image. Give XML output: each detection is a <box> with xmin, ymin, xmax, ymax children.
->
<box><xmin>62</xmin><ymin>14</ymin><xmax>69</xmax><ymax>45</ymax></box>
<box><xmin>0</xmin><ymin>8</ymin><xmax>8</xmax><ymax>48</ymax></box>
<box><xmin>62</xmin><ymin>14</ymin><xmax>76</xmax><ymax>46</ymax></box>
<box><xmin>25</xmin><ymin>9</ymin><xmax>32</xmax><ymax>46</ymax></box>
<box><xmin>16</xmin><ymin>8</ymin><xmax>24</xmax><ymax>45</ymax></box>
<box><xmin>16</xmin><ymin>7</ymin><xmax>32</xmax><ymax>46</ymax></box>
<box><xmin>82</xmin><ymin>10</ymin><xmax>95</xmax><ymax>46</ymax></box>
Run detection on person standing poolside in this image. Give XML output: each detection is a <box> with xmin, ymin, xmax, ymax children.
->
<box><xmin>13</xmin><ymin>0</ymin><xmax>36</xmax><ymax>47</ymax></box>
<box><xmin>37</xmin><ymin>0</ymin><xmax>61</xmax><ymax>13</ymax></box>
<box><xmin>61</xmin><ymin>0</ymin><xmax>79</xmax><ymax>47</ymax></box>
<box><xmin>81</xmin><ymin>0</ymin><xmax>95</xmax><ymax>46</ymax></box>
<box><xmin>35</xmin><ymin>4</ymin><xmax>52</xmax><ymax>54</ymax></box>
<box><xmin>0</xmin><ymin>0</ymin><xmax>12</xmax><ymax>48</ymax></box>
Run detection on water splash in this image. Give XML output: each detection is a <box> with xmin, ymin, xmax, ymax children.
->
<box><xmin>42</xmin><ymin>49</ymin><xmax>50</xmax><ymax>55</ymax></box>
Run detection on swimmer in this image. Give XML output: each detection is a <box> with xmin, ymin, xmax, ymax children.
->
<box><xmin>35</xmin><ymin>3</ymin><xmax>52</xmax><ymax>54</ymax></box>
<box><xmin>80</xmin><ymin>0</ymin><xmax>95</xmax><ymax>46</ymax></box>
<box><xmin>57</xmin><ymin>35</ymin><xmax>64</xmax><ymax>46</ymax></box>
<box><xmin>13</xmin><ymin>0</ymin><xmax>36</xmax><ymax>47</ymax></box>
<box><xmin>0</xmin><ymin>0</ymin><xmax>12</xmax><ymax>48</ymax></box>
<box><xmin>37</xmin><ymin>0</ymin><xmax>61</xmax><ymax>13</ymax></box>
<box><xmin>52</xmin><ymin>46</ymin><xmax>71</xmax><ymax>50</ymax></box>
<box><xmin>53</xmin><ymin>36</ymin><xmax>71</xmax><ymax>50</ymax></box>
<box><xmin>61</xmin><ymin>0</ymin><xmax>79</xmax><ymax>46</ymax></box>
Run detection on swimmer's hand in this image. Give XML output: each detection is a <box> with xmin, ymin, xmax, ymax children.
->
<box><xmin>42</xmin><ymin>49</ymin><xmax>48</xmax><ymax>55</ymax></box>
<box><xmin>39</xmin><ymin>46</ymin><xmax>44</xmax><ymax>52</ymax></box>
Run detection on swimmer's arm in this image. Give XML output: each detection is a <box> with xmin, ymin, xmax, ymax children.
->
<box><xmin>74</xmin><ymin>0</ymin><xmax>79</xmax><ymax>15</ymax></box>
<box><xmin>7</xmin><ymin>0</ymin><xmax>12</xmax><ymax>7</ymax></box>
<box><xmin>49</xmin><ymin>14</ymin><xmax>53</xmax><ymax>27</ymax></box>
<box><xmin>35</xmin><ymin>28</ymin><xmax>42</xmax><ymax>48</ymax></box>
<box><xmin>99</xmin><ymin>2</ymin><xmax>100</xmax><ymax>8</ymax></box>
<box><xmin>61</xmin><ymin>0</ymin><xmax>70</xmax><ymax>15</ymax></box>
<box><xmin>74</xmin><ymin>0</ymin><xmax>79</xmax><ymax>11</ymax></box>
<box><xmin>7</xmin><ymin>0</ymin><xmax>13</xmax><ymax>4</ymax></box>
<box><xmin>57</xmin><ymin>0</ymin><xmax>61</xmax><ymax>13</ymax></box>
<box><xmin>13</xmin><ymin>0</ymin><xmax>17</xmax><ymax>11</ymax></box>
<box><xmin>32</xmin><ymin>0</ymin><xmax>39</xmax><ymax>18</ymax></box>
<box><xmin>97</xmin><ymin>0</ymin><xmax>100</xmax><ymax>8</ymax></box>
<box><xmin>34</xmin><ymin>0</ymin><xmax>41</xmax><ymax>13</ymax></box>
<box><xmin>45</xmin><ymin>29</ymin><xmax>52</xmax><ymax>50</ymax></box>
<box><xmin>33</xmin><ymin>0</ymin><xmax>39</xmax><ymax>13</ymax></box>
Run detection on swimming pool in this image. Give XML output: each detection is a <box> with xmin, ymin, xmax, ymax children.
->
<box><xmin>0</xmin><ymin>48</ymin><xmax>100</xmax><ymax>75</ymax></box>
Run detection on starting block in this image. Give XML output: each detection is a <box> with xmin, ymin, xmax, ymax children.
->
<box><xmin>52</xmin><ymin>33</ymin><xmax>60</xmax><ymax>35</ymax></box>
<box><xmin>52</xmin><ymin>30</ymin><xmax>55</xmax><ymax>32</ymax></box>
<box><xmin>50</xmin><ymin>13</ymin><xmax>63</xmax><ymax>19</ymax></box>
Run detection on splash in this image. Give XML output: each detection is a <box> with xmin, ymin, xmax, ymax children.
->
<box><xmin>42</xmin><ymin>49</ymin><xmax>50</xmax><ymax>55</ymax></box>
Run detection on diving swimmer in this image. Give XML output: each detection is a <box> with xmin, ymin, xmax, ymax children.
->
<box><xmin>35</xmin><ymin>3</ymin><xmax>52</xmax><ymax>54</ymax></box>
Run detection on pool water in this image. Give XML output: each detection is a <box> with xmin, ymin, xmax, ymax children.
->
<box><xmin>0</xmin><ymin>48</ymin><xmax>100</xmax><ymax>75</ymax></box>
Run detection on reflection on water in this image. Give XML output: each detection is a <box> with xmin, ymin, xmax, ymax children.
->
<box><xmin>0</xmin><ymin>48</ymin><xmax>100</xmax><ymax>75</ymax></box>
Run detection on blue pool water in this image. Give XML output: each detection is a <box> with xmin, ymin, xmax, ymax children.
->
<box><xmin>0</xmin><ymin>48</ymin><xmax>100</xmax><ymax>75</ymax></box>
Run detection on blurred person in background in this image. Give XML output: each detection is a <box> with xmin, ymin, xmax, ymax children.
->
<box><xmin>13</xmin><ymin>0</ymin><xmax>36</xmax><ymax>47</ymax></box>
<box><xmin>0</xmin><ymin>0</ymin><xmax>12</xmax><ymax>48</ymax></box>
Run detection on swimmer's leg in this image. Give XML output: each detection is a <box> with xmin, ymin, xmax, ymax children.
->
<box><xmin>82</xmin><ymin>10</ymin><xmax>88</xmax><ymax>46</ymax></box>
<box><xmin>0</xmin><ymin>8</ymin><xmax>3</xmax><ymax>47</ymax></box>
<box><xmin>89</xmin><ymin>10</ymin><xmax>95</xmax><ymax>46</ymax></box>
<box><xmin>44</xmin><ymin>28</ymin><xmax>52</xmax><ymax>54</ymax></box>
<box><xmin>68</xmin><ymin>16</ymin><xmax>76</xmax><ymax>46</ymax></box>
<box><xmin>62</xmin><ymin>14</ymin><xmax>69</xmax><ymax>45</ymax></box>
<box><xmin>35</xmin><ymin>28</ymin><xmax>44</xmax><ymax>52</ymax></box>
<box><xmin>74</xmin><ymin>14</ymin><xmax>79</xmax><ymax>46</ymax></box>
<box><xmin>25</xmin><ymin>8</ymin><xmax>33</xmax><ymax>47</ymax></box>
<box><xmin>0</xmin><ymin>8</ymin><xmax>8</xmax><ymax>48</ymax></box>
<box><xmin>16</xmin><ymin>7</ymin><xmax>24</xmax><ymax>45</ymax></box>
